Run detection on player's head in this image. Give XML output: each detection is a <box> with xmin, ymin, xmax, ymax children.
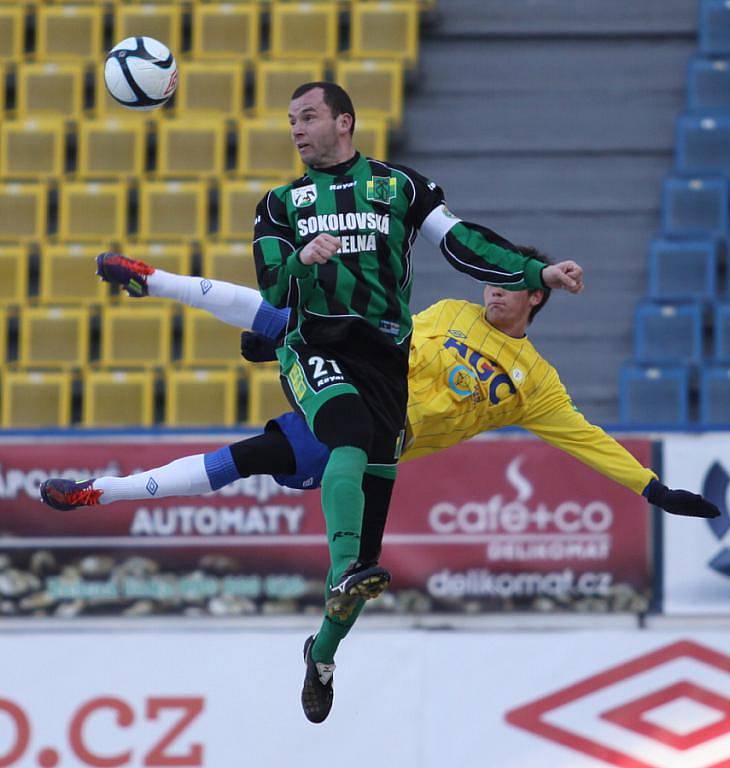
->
<box><xmin>483</xmin><ymin>245</ymin><xmax>552</xmax><ymax>335</ymax></box>
<box><xmin>289</xmin><ymin>82</ymin><xmax>356</xmax><ymax>168</ymax></box>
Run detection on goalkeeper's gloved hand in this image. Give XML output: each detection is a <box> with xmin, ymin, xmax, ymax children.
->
<box><xmin>240</xmin><ymin>331</ymin><xmax>279</xmax><ymax>363</ymax></box>
<box><xmin>644</xmin><ymin>479</ymin><xmax>720</xmax><ymax>519</ymax></box>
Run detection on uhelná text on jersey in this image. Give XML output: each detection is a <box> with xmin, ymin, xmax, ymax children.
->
<box><xmin>296</xmin><ymin>212</ymin><xmax>391</xmax><ymax>252</ymax></box>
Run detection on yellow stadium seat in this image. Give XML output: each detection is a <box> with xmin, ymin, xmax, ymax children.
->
<box><xmin>237</xmin><ymin>119</ymin><xmax>301</xmax><ymax>178</ymax></box>
<box><xmin>36</xmin><ymin>5</ymin><xmax>103</xmax><ymax>62</ymax></box>
<box><xmin>95</xmin><ymin>72</ymin><xmax>167</xmax><ymax>122</ymax></box>
<box><xmin>0</xmin><ymin>183</ymin><xmax>47</xmax><ymax>242</ymax></box>
<box><xmin>175</xmin><ymin>62</ymin><xmax>243</xmax><ymax>118</ymax></box>
<box><xmin>355</xmin><ymin>118</ymin><xmax>388</xmax><ymax>159</ymax></box>
<box><xmin>191</xmin><ymin>4</ymin><xmax>260</xmax><ymax>61</ymax></box>
<box><xmin>58</xmin><ymin>182</ymin><xmax>127</xmax><ymax>242</ymax></box>
<box><xmin>270</xmin><ymin>2</ymin><xmax>338</xmax><ymax>61</ymax></box>
<box><xmin>83</xmin><ymin>370</ymin><xmax>154</xmax><ymax>427</ymax></box>
<box><xmin>254</xmin><ymin>60</ymin><xmax>324</xmax><ymax>117</ymax></box>
<box><xmin>2</xmin><ymin>371</ymin><xmax>72</xmax><ymax>428</ymax></box>
<box><xmin>117</xmin><ymin>242</ymin><xmax>190</xmax><ymax>305</ymax></box>
<box><xmin>16</xmin><ymin>63</ymin><xmax>84</xmax><ymax>118</ymax></box>
<box><xmin>201</xmin><ymin>242</ymin><xmax>257</xmax><ymax>286</ymax></box>
<box><xmin>114</xmin><ymin>5</ymin><xmax>181</xmax><ymax>56</ymax></box>
<box><xmin>182</xmin><ymin>307</ymin><xmax>246</xmax><ymax>367</ymax></box>
<box><xmin>137</xmin><ymin>181</ymin><xmax>207</xmax><ymax>241</ymax></box>
<box><xmin>350</xmin><ymin>2</ymin><xmax>419</xmax><ymax>67</ymax></box>
<box><xmin>0</xmin><ymin>7</ymin><xmax>23</xmax><ymax>62</ymax></box>
<box><xmin>39</xmin><ymin>244</ymin><xmax>108</xmax><ymax>305</ymax></box>
<box><xmin>166</xmin><ymin>368</ymin><xmax>238</xmax><ymax>427</ymax></box>
<box><xmin>218</xmin><ymin>179</ymin><xmax>276</xmax><ymax>240</ymax></box>
<box><xmin>0</xmin><ymin>120</ymin><xmax>64</xmax><ymax>180</ymax></box>
<box><xmin>0</xmin><ymin>246</ymin><xmax>28</xmax><ymax>305</ymax></box>
<box><xmin>100</xmin><ymin>305</ymin><xmax>172</xmax><ymax>368</ymax></box>
<box><xmin>77</xmin><ymin>120</ymin><xmax>145</xmax><ymax>179</ymax></box>
<box><xmin>19</xmin><ymin>306</ymin><xmax>88</xmax><ymax>368</ymax></box>
<box><xmin>157</xmin><ymin>120</ymin><xmax>226</xmax><ymax>178</ymax></box>
<box><xmin>335</xmin><ymin>59</ymin><xmax>403</xmax><ymax>125</ymax></box>
<box><xmin>247</xmin><ymin>367</ymin><xmax>290</xmax><ymax>425</ymax></box>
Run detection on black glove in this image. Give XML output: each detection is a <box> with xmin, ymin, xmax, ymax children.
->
<box><xmin>240</xmin><ymin>331</ymin><xmax>279</xmax><ymax>363</ymax></box>
<box><xmin>645</xmin><ymin>479</ymin><xmax>720</xmax><ymax>519</ymax></box>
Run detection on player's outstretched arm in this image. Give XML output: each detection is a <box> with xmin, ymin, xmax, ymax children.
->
<box><xmin>96</xmin><ymin>251</ymin><xmax>290</xmax><ymax>336</ymax></box>
<box><xmin>643</xmin><ymin>479</ymin><xmax>720</xmax><ymax>518</ymax></box>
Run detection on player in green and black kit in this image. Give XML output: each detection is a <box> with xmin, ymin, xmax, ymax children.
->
<box><xmin>254</xmin><ymin>82</ymin><xmax>582</xmax><ymax>723</ymax></box>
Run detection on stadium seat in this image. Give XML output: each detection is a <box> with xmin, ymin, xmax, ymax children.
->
<box><xmin>676</xmin><ymin>115</ymin><xmax>730</xmax><ymax>174</ymax></box>
<box><xmin>713</xmin><ymin>302</ymin><xmax>730</xmax><ymax>361</ymax></box>
<box><xmin>634</xmin><ymin>301</ymin><xmax>704</xmax><ymax>364</ymax></box>
<box><xmin>355</xmin><ymin>119</ymin><xmax>388</xmax><ymax>159</ymax></box>
<box><xmin>270</xmin><ymin>3</ymin><xmax>338</xmax><ymax>61</ymax></box>
<box><xmin>218</xmin><ymin>179</ymin><xmax>276</xmax><ymax>240</ymax></box>
<box><xmin>36</xmin><ymin>6</ymin><xmax>103</xmax><ymax>62</ymax></box>
<box><xmin>0</xmin><ymin>246</ymin><xmax>28</xmax><ymax>305</ymax></box>
<box><xmin>247</xmin><ymin>367</ymin><xmax>290</xmax><ymax>425</ymax></box>
<box><xmin>191</xmin><ymin>4</ymin><xmax>259</xmax><ymax>61</ymax></box>
<box><xmin>647</xmin><ymin>238</ymin><xmax>718</xmax><ymax>300</ymax></box>
<box><xmin>175</xmin><ymin>63</ymin><xmax>244</xmax><ymax>118</ymax></box>
<box><xmin>0</xmin><ymin>7</ymin><xmax>23</xmax><ymax>62</ymax></box>
<box><xmin>58</xmin><ymin>182</ymin><xmax>127</xmax><ymax>242</ymax></box>
<box><xmin>0</xmin><ymin>120</ymin><xmax>64</xmax><ymax>180</ymax></box>
<box><xmin>39</xmin><ymin>244</ymin><xmax>109</xmax><ymax>305</ymax></box>
<box><xmin>700</xmin><ymin>0</ymin><xmax>730</xmax><ymax>56</ymax></box>
<box><xmin>77</xmin><ymin>120</ymin><xmax>146</xmax><ymax>179</ymax></box>
<box><xmin>201</xmin><ymin>242</ymin><xmax>257</xmax><ymax>287</ymax></box>
<box><xmin>120</xmin><ymin>242</ymin><xmax>191</xmax><ymax>286</ymax></box>
<box><xmin>237</xmin><ymin>119</ymin><xmax>302</xmax><ymax>178</ymax></box>
<box><xmin>335</xmin><ymin>60</ymin><xmax>404</xmax><ymax>125</ymax></box>
<box><xmin>618</xmin><ymin>364</ymin><xmax>690</xmax><ymax>426</ymax></box>
<box><xmin>254</xmin><ymin>60</ymin><xmax>325</xmax><ymax>117</ymax></box>
<box><xmin>687</xmin><ymin>57</ymin><xmax>730</xmax><ymax>113</ymax></box>
<box><xmin>0</xmin><ymin>183</ymin><xmax>47</xmax><ymax>241</ymax></box>
<box><xmin>1</xmin><ymin>371</ymin><xmax>72</xmax><ymax>428</ymax></box>
<box><xmin>18</xmin><ymin>307</ymin><xmax>89</xmax><ymax>368</ymax></box>
<box><xmin>82</xmin><ymin>370</ymin><xmax>155</xmax><ymax>427</ymax></box>
<box><xmin>137</xmin><ymin>181</ymin><xmax>208</xmax><ymax>241</ymax></box>
<box><xmin>100</xmin><ymin>305</ymin><xmax>172</xmax><ymax>368</ymax></box>
<box><xmin>95</xmin><ymin>73</ymin><xmax>167</xmax><ymax>122</ymax></box>
<box><xmin>181</xmin><ymin>307</ymin><xmax>248</xmax><ymax>367</ymax></box>
<box><xmin>699</xmin><ymin>365</ymin><xmax>730</xmax><ymax>425</ymax></box>
<box><xmin>661</xmin><ymin>176</ymin><xmax>728</xmax><ymax>237</ymax></box>
<box><xmin>114</xmin><ymin>5</ymin><xmax>182</xmax><ymax>57</ymax></box>
<box><xmin>165</xmin><ymin>368</ymin><xmax>238</xmax><ymax>427</ymax></box>
<box><xmin>349</xmin><ymin>2</ymin><xmax>419</xmax><ymax>67</ymax></box>
<box><xmin>157</xmin><ymin>121</ymin><xmax>226</xmax><ymax>178</ymax></box>
<box><xmin>16</xmin><ymin>63</ymin><xmax>84</xmax><ymax>118</ymax></box>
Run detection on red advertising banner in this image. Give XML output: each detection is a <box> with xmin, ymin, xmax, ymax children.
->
<box><xmin>0</xmin><ymin>436</ymin><xmax>653</xmax><ymax>616</ymax></box>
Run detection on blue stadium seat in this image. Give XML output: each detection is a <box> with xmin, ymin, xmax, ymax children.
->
<box><xmin>619</xmin><ymin>364</ymin><xmax>690</xmax><ymax>426</ymax></box>
<box><xmin>661</xmin><ymin>176</ymin><xmax>728</xmax><ymax>237</ymax></box>
<box><xmin>647</xmin><ymin>238</ymin><xmax>718</xmax><ymax>300</ymax></box>
<box><xmin>700</xmin><ymin>0</ymin><xmax>730</xmax><ymax>56</ymax></box>
<box><xmin>634</xmin><ymin>301</ymin><xmax>704</xmax><ymax>363</ymax></box>
<box><xmin>714</xmin><ymin>302</ymin><xmax>730</xmax><ymax>360</ymax></box>
<box><xmin>699</xmin><ymin>365</ymin><xmax>730</xmax><ymax>425</ymax></box>
<box><xmin>687</xmin><ymin>57</ymin><xmax>730</xmax><ymax>113</ymax></box>
<box><xmin>676</xmin><ymin>115</ymin><xmax>730</xmax><ymax>174</ymax></box>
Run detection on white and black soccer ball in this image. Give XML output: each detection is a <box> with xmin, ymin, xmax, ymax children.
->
<box><xmin>104</xmin><ymin>36</ymin><xmax>178</xmax><ymax>111</ymax></box>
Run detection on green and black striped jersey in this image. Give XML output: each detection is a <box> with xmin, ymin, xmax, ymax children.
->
<box><xmin>253</xmin><ymin>152</ymin><xmax>546</xmax><ymax>351</ymax></box>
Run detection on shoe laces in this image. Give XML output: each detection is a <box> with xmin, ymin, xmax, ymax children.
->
<box><xmin>107</xmin><ymin>254</ymin><xmax>155</xmax><ymax>276</ymax></box>
<box><xmin>65</xmin><ymin>487</ymin><xmax>103</xmax><ymax>507</ymax></box>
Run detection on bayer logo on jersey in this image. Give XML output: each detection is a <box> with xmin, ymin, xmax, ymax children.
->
<box><xmin>104</xmin><ymin>36</ymin><xmax>178</xmax><ymax>111</ymax></box>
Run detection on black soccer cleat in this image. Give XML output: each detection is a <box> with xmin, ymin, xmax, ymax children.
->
<box><xmin>301</xmin><ymin>635</ymin><xmax>335</xmax><ymax>724</ymax></box>
<box><xmin>96</xmin><ymin>252</ymin><xmax>155</xmax><ymax>297</ymax></box>
<box><xmin>325</xmin><ymin>560</ymin><xmax>391</xmax><ymax>620</ymax></box>
<box><xmin>40</xmin><ymin>478</ymin><xmax>102</xmax><ymax>510</ymax></box>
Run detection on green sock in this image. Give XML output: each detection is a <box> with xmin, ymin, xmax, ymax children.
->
<box><xmin>312</xmin><ymin>567</ymin><xmax>366</xmax><ymax>664</ymax></box>
<box><xmin>320</xmin><ymin>445</ymin><xmax>368</xmax><ymax>581</ymax></box>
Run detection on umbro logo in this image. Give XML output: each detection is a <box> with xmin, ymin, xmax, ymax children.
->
<box><xmin>200</xmin><ymin>279</ymin><xmax>212</xmax><ymax>295</ymax></box>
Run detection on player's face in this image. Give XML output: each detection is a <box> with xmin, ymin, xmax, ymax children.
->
<box><xmin>483</xmin><ymin>285</ymin><xmax>543</xmax><ymax>337</ymax></box>
<box><xmin>289</xmin><ymin>88</ymin><xmax>347</xmax><ymax>168</ymax></box>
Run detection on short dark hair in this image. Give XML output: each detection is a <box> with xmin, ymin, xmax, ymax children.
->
<box><xmin>290</xmin><ymin>82</ymin><xmax>356</xmax><ymax>135</ymax></box>
<box><xmin>516</xmin><ymin>245</ymin><xmax>552</xmax><ymax>323</ymax></box>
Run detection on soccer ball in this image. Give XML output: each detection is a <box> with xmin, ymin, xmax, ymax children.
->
<box><xmin>104</xmin><ymin>36</ymin><xmax>178</xmax><ymax>111</ymax></box>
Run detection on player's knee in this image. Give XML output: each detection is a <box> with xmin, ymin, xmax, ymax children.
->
<box><xmin>314</xmin><ymin>395</ymin><xmax>373</xmax><ymax>453</ymax></box>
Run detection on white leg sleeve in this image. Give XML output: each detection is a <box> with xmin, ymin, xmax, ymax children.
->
<box><xmin>93</xmin><ymin>454</ymin><xmax>212</xmax><ymax>504</ymax></box>
<box><xmin>147</xmin><ymin>270</ymin><xmax>263</xmax><ymax>329</ymax></box>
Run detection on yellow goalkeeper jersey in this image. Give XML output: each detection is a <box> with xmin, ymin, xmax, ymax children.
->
<box><xmin>402</xmin><ymin>299</ymin><xmax>655</xmax><ymax>496</ymax></box>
